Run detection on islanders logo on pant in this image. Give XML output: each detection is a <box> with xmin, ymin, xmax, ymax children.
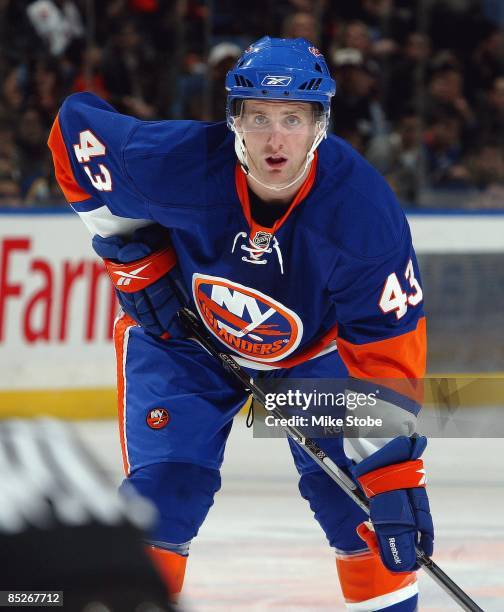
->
<box><xmin>193</xmin><ymin>274</ymin><xmax>303</xmax><ymax>363</ymax></box>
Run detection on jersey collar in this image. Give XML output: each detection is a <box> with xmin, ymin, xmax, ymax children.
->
<box><xmin>234</xmin><ymin>151</ymin><xmax>318</xmax><ymax>237</ymax></box>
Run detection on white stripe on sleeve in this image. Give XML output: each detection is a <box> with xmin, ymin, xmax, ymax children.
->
<box><xmin>76</xmin><ymin>204</ymin><xmax>153</xmax><ymax>237</ymax></box>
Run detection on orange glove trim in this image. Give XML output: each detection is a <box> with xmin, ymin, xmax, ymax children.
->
<box><xmin>357</xmin><ymin>459</ymin><xmax>426</xmax><ymax>498</ymax></box>
<box><xmin>104</xmin><ymin>247</ymin><xmax>177</xmax><ymax>293</ymax></box>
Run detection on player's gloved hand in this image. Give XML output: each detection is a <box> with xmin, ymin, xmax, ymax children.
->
<box><xmin>350</xmin><ymin>435</ymin><xmax>434</xmax><ymax>573</ymax></box>
<box><xmin>92</xmin><ymin>225</ymin><xmax>187</xmax><ymax>338</ymax></box>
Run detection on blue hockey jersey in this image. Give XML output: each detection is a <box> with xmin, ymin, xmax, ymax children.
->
<box><xmin>48</xmin><ymin>92</ymin><xmax>426</xmax><ymax>377</ymax></box>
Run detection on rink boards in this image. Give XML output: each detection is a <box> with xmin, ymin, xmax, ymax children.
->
<box><xmin>1</xmin><ymin>209</ymin><xmax>503</xmax><ymax>417</ymax></box>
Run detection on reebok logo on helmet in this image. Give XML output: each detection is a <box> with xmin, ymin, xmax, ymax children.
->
<box><xmin>261</xmin><ymin>75</ymin><xmax>293</xmax><ymax>86</ymax></box>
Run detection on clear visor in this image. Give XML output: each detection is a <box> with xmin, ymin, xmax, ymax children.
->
<box><xmin>231</xmin><ymin>108</ymin><xmax>326</xmax><ymax>134</ymax></box>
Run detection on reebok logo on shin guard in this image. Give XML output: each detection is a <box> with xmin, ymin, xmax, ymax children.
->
<box><xmin>388</xmin><ymin>537</ymin><xmax>402</xmax><ymax>565</ymax></box>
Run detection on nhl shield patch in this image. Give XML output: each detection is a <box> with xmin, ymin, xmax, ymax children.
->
<box><xmin>252</xmin><ymin>231</ymin><xmax>272</xmax><ymax>249</ymax></box>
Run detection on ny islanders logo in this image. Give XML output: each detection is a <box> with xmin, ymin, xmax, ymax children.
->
<box><xmin>146</xmin><ymin>408</ymin><xmax>170</xmax><ymax>429</ymax></box>
<box><xmin>193</xmin><ymin>274</ymin><xmax>303</xmax><ymax>363</ymax></box>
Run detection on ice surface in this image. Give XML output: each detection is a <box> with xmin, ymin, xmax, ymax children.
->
<box><xmin>73</xmin><ymin>420</ymin><xmax>504</xmax><ymax>611</ymax></box>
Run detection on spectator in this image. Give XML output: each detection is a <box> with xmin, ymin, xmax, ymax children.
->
<box><xmin>101</xmin><ymin>19</ymin><xmax>160</xmax><ymax>118</ymax></box>
<box><xmin>207</xmin><ymin>42</ymin><xmax>241</xmax><ymax>121</ymax></box>
<box><xmin>0</xmin><ymin>154</ymin><xmax>21</xmax><ymax>206</ymax></box>
<box><xmin>423</xmin><ymin>113</ymin><xmax>469</xmax><ymax>190</ymax></box>
<box><xmin>26</xmin><ymin>0</ymin><xmax>84</xmax><ymax>57</ymax></box>
<box><xmin>482</xmin><ymin>0</ymin><xmax>504</xmax><ymax>25</ymax></box>
<box><xmin>171</xmin><ymin>52</ymin><xmax>207</xmax><ymax>120</ymax></box>
<box><xmin>367</xmin><ymin>111</ymin><xmax>424</xmax><ymax>203</ymax></box>
<box><xmin>358</xmin><ymin>0</ymin><xmax>400</xmax><ymax>60</ymax></box>
<box><xmin>210</xmin><ymin>0</ymin><xmax>272</xmax><ymax>44</ymax></box>
<box><xmin>387</xmin><ymin>32</ymin><xmax>432</xmax><ymax>120</ymax></box>
<box><xmin>93</xmin><ymin>0</ymin><xmax>129</xmax><ymax>45</ymax></box>
<box><xmin>1</xmin><ymin>66</ymin><xmax>25</xmax><ymax>118</ymax></box>
<box><xmin>339</xmin><ymin>20</ymin><xmax>372</xmax><ymax>58</ymax></box>
<box><xmin>72</xmin><ymin>45</ymin><xmax>110</xmax><ymax>100</ymax></box>
<box><xmin>282</xmin><ymin>12</ymin><xmax>319</xmax><ymax>45</ymax></box>
<box><xmin>0</xmin><ymin>1</ymin><xmax>40</xmax><ymax>65</ymax></box>
<box><xmin>465</xmin><ymin>142</ymin><xmax>504</xmax><ymax>208</ymax></box>
<box><xmin>26</xmin><ymin>57</ymin><xmax>65</xmax><ymax>122</ymax></box>
<box><xmin>331</xmin><ymin>48</ymin><xmax>387</xmax><ymax>145</ymax></box>
<box><xmin>425</xmin><ymin>66</ymin><xmax>477</xmax><ymax>145</ymax></box>
<box><xmin>0</xmin><ymin>124</ymin><xmax>20</xmax><ymax>204</ymax></box>
<box><xmin>0</xmin><ymin>0</ymin><xmax>501</xmax><ymax>209</ymax></box>
<box><xmin>15</xmin><ymin>107</ymin><xmax>53</xmax><ymax>201</ymax></box>
<box><xmin>0</xmin><ymin>124</ymin><xmax>17</xmax><ymax>160</ymax></box>
<box><xmin>466</xmin><ymin>142</ymin><xmax>504</xmax><ymax>189</ymax></box>
<box><xmin>468</xmin><ymin>26</ymin><xmax>503</xmax><ymax>95</ymax></box>
<box><xmin>474</xmin><ymin>76</ymin><xmax>504</xmax><ymax>149</ymax></box>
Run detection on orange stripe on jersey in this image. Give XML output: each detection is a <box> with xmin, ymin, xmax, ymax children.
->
<box><xmin>114</xmin><ymin>313</ymin><xmax>137</xmax><ymax>476</ymax></box>
<box><xmin>336</xmin><ymin>548</ymin><xmax>416</xmax><ymax>605</ymax></box>
<box><xmin>337</xmin><ymin>317</ymin><xmax>426</xmax><ymax>403</ymax></box>
<box><xmin>48</xmin><ymin>114</ymin><xmax>91</xmax><ymax>203</ymax></box>
<box><xmin>337</xmin><ymin>317</ymin><xmax>426</xmax><ymax>380</ymax></box>
<box><xmin>235</xmin><ymin>151</ymin><xmax>318</xmax><ymax>237</ymax></box>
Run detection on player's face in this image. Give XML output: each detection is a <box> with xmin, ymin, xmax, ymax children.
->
<box><xmin>235</xmin><ymin>100</ymin><xmax>319</xmax><ymax>186</ymax></box>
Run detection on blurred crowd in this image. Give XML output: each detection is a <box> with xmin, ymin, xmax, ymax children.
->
<box><xmin>0</xmin><ymin>0</ymin><xmax>502</xmax><ymax>208</ymax></box>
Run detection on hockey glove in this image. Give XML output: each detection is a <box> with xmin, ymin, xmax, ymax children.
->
<box><xmin>93</xmin><ymin>225</ymin><xmax>186</xmax><ymax>338</ymax></box>
<box><xmin>351</xmin><ymin>435</ymin><xmax>434</xmax><ymax>573</ymax></box>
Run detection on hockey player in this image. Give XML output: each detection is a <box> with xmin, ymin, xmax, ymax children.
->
<box><xmin>48</xmin><ymin>37</ymin><xmax>433</xmax><ymax>610</ymax></box>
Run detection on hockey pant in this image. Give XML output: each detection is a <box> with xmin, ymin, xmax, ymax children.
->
<box><xmin>115</xmin><ymin>314</ymin><xmax>418</xmax><ymax>609</ymax></box>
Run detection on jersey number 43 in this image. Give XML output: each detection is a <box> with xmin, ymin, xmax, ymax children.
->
<box><xmin>379</xmin><ymin>259</ymin><xmax>422</xmax><ymax>319</ymax></box>
<box><xmin>73</xmin><ymin>130</ymin><xmax>112</xmax><ymax>192</ymax></box>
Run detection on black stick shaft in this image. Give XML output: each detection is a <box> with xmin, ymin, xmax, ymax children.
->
<box><xmin>179</xmin><ymin>308</ymin><xmax>483</xmax><ymax>612</ymax></box>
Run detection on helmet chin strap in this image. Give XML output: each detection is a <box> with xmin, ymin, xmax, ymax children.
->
<box><xmin>231</xmin><ymin>123</ymin><xmax>327</xmax><ymax>193</ymax></box>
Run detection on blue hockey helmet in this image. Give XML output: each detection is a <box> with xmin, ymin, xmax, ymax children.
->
<box><xmin>225</xmin><ymin>36</ymin><xmax>336</xmax><ymax>128</ymax></box>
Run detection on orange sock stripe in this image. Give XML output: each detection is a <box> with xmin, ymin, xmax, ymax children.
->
<box><xmin>113</xmin><ymin>313</ymin><xmax>137</xmax><ymax>476</ymax></box>
<box><xmin>336</xmin><ymin>550</ymin><xmax>416</xmax><ymax>604</ymax></box>
<box><xmin>146</xmin><ymin>546</ymin><xmax>188</xmax><ymax>595</ymax></box>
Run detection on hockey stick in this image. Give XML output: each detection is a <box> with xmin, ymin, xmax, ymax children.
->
<box><xmin>179</xmin><ymin>307</ymin><xmax>483</xmax><ymax>612</ymax></box>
